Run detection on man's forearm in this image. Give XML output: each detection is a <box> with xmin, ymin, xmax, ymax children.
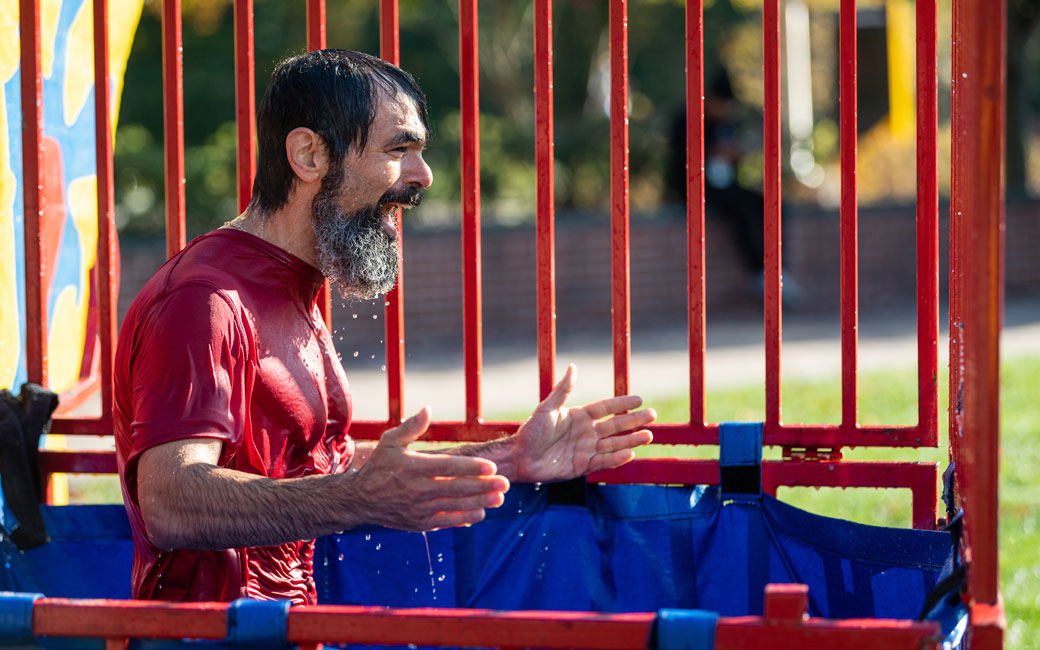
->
<box><xmin>144</xmin><ymin>464</ymin><xmax>366</xmax><ymax>550</ymax></box>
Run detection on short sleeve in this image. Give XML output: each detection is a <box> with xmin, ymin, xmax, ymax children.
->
<box><xmin>126</xmin><ymin>284</ymin><xmax>250</xmax><ymax>464</ymax></box>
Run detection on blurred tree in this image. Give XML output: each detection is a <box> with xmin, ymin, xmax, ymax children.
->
<box><xmin>1007</xmin><ymin>0</ymin><xmax>1040</xmax><ymax>197</ymax></box>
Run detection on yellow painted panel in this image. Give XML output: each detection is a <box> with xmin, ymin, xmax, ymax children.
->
<box><xmin>41</xmin><ymin>0</ymin><xmax>62</xmax><ymax>78</ymax></box>
<box><xmin>68</xmin><ymin>175</ymin><xmax>98</xmax><ymax>268</ymax></box>
<box><xmin>107</xmin><ymin>0</ymin><xmax>145</xmax><ymax>135</ymax></box>
<box><xmin>0</xmin><ymin>0</ymin><xmax>18</xmax><ymax>82</ymax></box>
<box><xmin>63</xmin><ymin>0</ymin><xmax>93</xmax><ymax>126</ymax></box>
<box><xmin>886</xmin><ymin>0</ymin><xmax>915</xmax><ymax>139</ymax></box>
<box><xmin>47</xmin><ymin>285</ymin><xmax>85</xmax><ymax>393</ymax></box>
<box><xmin>0</xmin><ymin>87</ymin><xmax>19</xmax><ymax>389</ymax></box>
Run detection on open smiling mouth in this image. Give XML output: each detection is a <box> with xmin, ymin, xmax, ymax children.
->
<box><xmin>380</xmin><ymin>204</ymin><xmax>402</xmax><ymax>238</ymax></box>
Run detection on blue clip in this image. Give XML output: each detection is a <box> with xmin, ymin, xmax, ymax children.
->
<box><xmin>0</xmin><ymin>591</ymin><xmax>42</xmax><ymax>645</ymax></box>
<box><xmin>653</xmin><ymin>609</ymin><xmax>718</xmax><ymax>650</ymax></box>
<box><xmin>719</xmin><ymin>422</ymin><xmax>763</xmax><ymax>498</ymax></box>
<box><xmin>225</xmin><ymin>598</ymin><xmax>291</xmax><ymax>649</ymax></box>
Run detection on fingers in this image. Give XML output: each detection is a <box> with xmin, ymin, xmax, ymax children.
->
<box><xmin>379</xmin><ymin>406</ymin><xmax>432</xmax><ymax>447</ymax></box>
<box><xmin>588</xmin><ymin>449</ymin><xmax>637</xmax><ymax>473</ymax></box>
<box><xmin>596</xmin><ymin>429</ymin><xmax>653</xmax><ymax>454</ymax></box>
<box><xmin>412</xmin><ymin>452</ymin><xmax>500</xmax><ymax>478</ymax></box>
<box><xmin>595</xmin><ymin>408</ymin><xmax>656</xmax><ymax>437</ymax></box>
<box><xmin>538</xmin><ymin>364</ymin><xmax>576</xmax><ymax>412</ymax></box>
<box><xmin>583</xmin><ymin>394</ymin><xmax>644</xmax><ymax>420</ymax></box>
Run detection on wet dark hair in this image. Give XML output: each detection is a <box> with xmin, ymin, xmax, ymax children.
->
<box><xmin>249</xmin><ymin>49</ymin><xmax>429</xmax><ymax>213</ymax></box>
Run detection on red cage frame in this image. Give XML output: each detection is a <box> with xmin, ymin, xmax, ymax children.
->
<box><xmin>17</xmin><ymin>0</ymin><xmax>1004</xmax><ymax>647</ymax></box>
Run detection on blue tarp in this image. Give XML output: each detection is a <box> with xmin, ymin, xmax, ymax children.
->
<box><xmin>1</xmin><ymin>483</ymin><xmax>950</xmax><ymax>622</ymax></box>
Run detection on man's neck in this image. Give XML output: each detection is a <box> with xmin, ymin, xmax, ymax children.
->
<box><xmin>227</xmin><ymin>203</ymin><xmax>320</xmax><ymax>269</ymax></box>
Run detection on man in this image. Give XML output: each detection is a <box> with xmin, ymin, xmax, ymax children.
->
<box><xmin>114</xmin><ymin>49</ymin><xmax>655</xmax><ymax>605</ymax></box>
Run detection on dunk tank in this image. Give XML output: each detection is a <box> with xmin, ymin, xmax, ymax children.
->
<box><xmin>0</xmin><ymin>0</ymin><xmax>1005</xmax><ymax>648</ymax></box>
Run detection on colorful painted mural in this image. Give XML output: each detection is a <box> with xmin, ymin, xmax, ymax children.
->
<box><xmin>0</xmin><ymin>0</ymin><xmax>142</xmax><ymax>395</ymax></box>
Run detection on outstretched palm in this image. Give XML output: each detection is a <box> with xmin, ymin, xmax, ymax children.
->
<box><xmin>512</xmin><ymin>365</ymin><xmax>655</xmax><ymax>483</ymax></box>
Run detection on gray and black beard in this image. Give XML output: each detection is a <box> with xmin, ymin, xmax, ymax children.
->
<box><xmin>311</xmin><ymin>181</ymin><xmax>422</xmax><ymax>300</ymax></box>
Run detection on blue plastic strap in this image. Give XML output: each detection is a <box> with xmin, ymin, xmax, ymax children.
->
<box><xmin>653</xmin><ymin>609</ymin><xmax>718</xmax><ymax>650</ymax></box>
<box><xmin>225</xmin><ymin>598</ymin><xmax>291</xmax><ymax>649</ymax></box>
<box><xmin>719</xmin><ymin>423</ymin><xmax>762</xmax><ymax>498</ymax></box>
<box><xmin>0</xmin><ymin>590</ymin><xmax>42</xmax><ymax>644</ymax></box>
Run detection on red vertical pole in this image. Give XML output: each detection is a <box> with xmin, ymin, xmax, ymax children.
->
<box><xmin>93</xmin><ymin>0</ymin><xmax>117</xmax><ymax>424</ymax></box>
<box><xmin>459</xmin><ymin>0</ymin><xmax>482</xmax><ymax>422</ymax></box>
<box><xmin>609</xmin><ymin>0</ymin><xmax>630</xmax><ymax>398</ymax></box>
<box><xmin>839</xmin><ymin>0</ymin><xmax>858</xmax><ymax>433</ymax></box>
<box><xmin>19</xmin><ymin>0</ymin><xmax>47</xmax><ymax>387</ymax></box>
<box><xmin>534</xmin><ymin>0</ymin><xmax>556</xmax><ymax>400</ymax></box>
<box><xmin>307</xmin><ymin>0</ymin><xmax>326</xmax><ymax>50</ymax></box>
<box><xmin>916</xmin><ymin>0</ymin><xmax>939</xmax><ymax>446</ymax></box>
<box><xmin>305</xmin><ymin>0</ymin><xmax>332</xmax><ymax>332</ymax></box>
<box><xmin>381</xmin><ymin>0</ymin><xmax>400</xmax><ymax>65</ymax></box>
<box><xmin>234</xmin><ymin>0</ymin><xmax>256</xmax><ymax>213</ymax></box>
<box><xmin>948</xmin><ymin>0</ymin><xmax>963</xmax><ymax>469</ymax></box>
<box><xmin>763</xmin><ymin>0</ymin><xmax>782</xmax><ymax>431</ymax></box>
<box><xmin>380</xmin><ymin>0</ymin><xmax>405</xmax><ymax>424</ymax></box>
<box><xmin>686</xmin><ymin>0</ymin><xmax>706</xmax><ymax>429</ymax></box>
<box><xmin>162</xmin><ymin>0</ymin><xmax>186</xmax><ymax>258</ymax></box>
<box><xmin>952</xmin><ymin>0</ymin><xmax>1005</xmax><ymax>614</ymax></box>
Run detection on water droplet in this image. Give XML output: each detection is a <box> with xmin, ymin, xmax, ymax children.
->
<box><xmin>371</xmin><ymin>354</ymin><xmax>376</xmax><ymax>359</ymax></box>
<box><xmin>381</xmin><ymin>365</ymin><xmax>386</xmax><ymax>372</ymax></box>
<box><xmin>353</xmin><ymin>351</ymin><xmax>359</xmax><ymax>357</ymax></box>
<box><xmin>518</xmin><ymin>531</ymin><xmax>524</xmax><ymax>537</ymax></box>
<box><xmin>534</xmin><ymin>482</ymin><xmax>542</xmax><ymax>491</ymax></box>
<box><xmin>372</xmin><ymin>314</ymin><xmax>378</xmax><ymax>319</ymax></box>
<box><xmin>438</xmin><ymin>575</ymin><xmax>445</xmax><ymax>582</ymax></box>
<box><xmin>338</xmin><ymin>554</ymin><xmax>344</xmax><ymax>561</ymax></box>
<box><xmin>375</xmin><ymin>543</ymin><xmax>381</xmax><ymax>550</ymax></box>
<box><xmin>352</xmin><ymin>313</ymin><xmax>358</xmax><ymax>319</ymax></box>
<box><xmin>365</xmin><ymin>534</ymin><xmax>371</xmax><ymax>541</ymax></box>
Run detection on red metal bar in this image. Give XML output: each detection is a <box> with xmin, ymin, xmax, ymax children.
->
<box><xmin>763</xmin><ymin>0</ymin><xmax>782</xmax><ymax>432</ymax></box>
<box><xmin>40</xmin><ymin>450</ymin><xmax>118</xmax><ymax>475</ymax></box>
<box><xmin>952</xmin><ymin>0</ymin><xmax>1005</xmax><ymax>608</ymax></box>
<box><xmin>947</xmin><ymin>0</ymin><xmax>964</xmax><ymax>474</ymax></box>
<box><xmin>19</xmin><ymin>0</ymin><xmax>47</xmax><ymax>387</ymax></box>
<box><xmin>306</xmin><ymin>0</ymin><xmax>332</xmax><ymax>330</ymax></box>
<box><xmin>459</xmin><ymin>0</ymin><xmax>482</xmax><ymax>422</ymax></box>
<box><xmin>32</xmin><ymin>600</ymin><xmax>228</xmax><ymax>640</ymax></box>
<box><xmin>234</xmin><ymin>0</ymin><xmax>256</xmax><ymax>213</ymax></box>
<box><xmin>915</xmin><ymin>0</ymin><xmax>939</xmax><ymax>447</ymax></box>
<box><xmin>290</xmin><ymin>607</ymin><xmax>656</xmax><ymax>649</ymax></box>
<box><xmin>764</xmin><ymin>583</ymin><xmax>809</xmax><ymax>621</ymax></box>
<box><xmin>380</xmin><ymin>0</ymin><xmax>400</xmax><ymax>65</ymax></box>
<box><xmin>534</xmin><ymin>0</ymin><xmax>556</xmax><ymax>400</ymax></box>
<box><xmin>93</xmin><ymin>0</ymin><xmax>117</xmax><ymax>427</ymax></box>
<box><xmin>306</xmin><ymin>0</ymin><xmax>326</xmax><ymax>50</ymax></box>
<box><xmin>609</xmin><ymin>0</ymin><xmax>631</xmax><ymax>398</ymax></box>
<box><xmin>686</xmin><ymin>0</ymin><xmax>706</xmax><ymax>430</ymax></box>
<box><xmin>348</xmin><ymin>419</ymin><xmax>936</xmax><ymax>449</ymax></box>
<box><xmin>28</xmin><ymin>598</ymin><xmax>941</xmax><ymax>650</ymax></box>
<box><xmin>839</xmin><ymin>0</ymin><xmax>858</xmax><ymax>433</ymax></box>
<box><xmin>162</xmin><ymin>0</ymin><xmax>186</xmax><ymax>258</ymax></box>
<box><xmin>380</xmin><ymin>0</ymin><xmax>405</xmax><ymax>424</ymax></box>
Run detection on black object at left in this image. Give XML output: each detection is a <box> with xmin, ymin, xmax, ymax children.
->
<box><xmin>0</xmin><ymin>383</ymin><xmax>58</xmax><ymax>550</ymax></box>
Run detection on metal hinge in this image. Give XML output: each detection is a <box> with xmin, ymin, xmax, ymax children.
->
<box><xmin>781</xmin><ymin>446</ymin><xmax>844</xmax><ymax>461</ymax></box>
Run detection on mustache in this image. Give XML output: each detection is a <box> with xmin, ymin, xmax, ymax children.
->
<box><xmin>378</xmin><ymin>185</ymin><xmax>424</xmax><ymax>210</ymax></box>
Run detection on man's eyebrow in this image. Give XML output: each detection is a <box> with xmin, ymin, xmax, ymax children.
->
<box><xmin>384</xmin><ymin>130</ymin><xmax>429</xmax><ymax>148</ymax></box>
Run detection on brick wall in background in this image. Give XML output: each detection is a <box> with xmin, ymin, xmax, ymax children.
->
<box><xmin>117</xmin><ymin>200</ymin><xmax>1039</xmax><ymax>352</ymax></box>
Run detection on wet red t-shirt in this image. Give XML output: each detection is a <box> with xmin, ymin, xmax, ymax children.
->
<box><xmin>114</xmin><ymin>229</ymin><xmax>354</xmax><ymax>604</ymax></box>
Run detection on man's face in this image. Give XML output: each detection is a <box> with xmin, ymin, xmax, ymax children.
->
<box><xmin>311</xmin><ymin>92</ymin><xmax>433</xmax><ymax>299</ymax></box>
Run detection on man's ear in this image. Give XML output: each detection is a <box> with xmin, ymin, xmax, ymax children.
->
<box><xmin>285</xmin><ymin>127</ymin><xmax>328</xmax><ymax>184</ymax></box>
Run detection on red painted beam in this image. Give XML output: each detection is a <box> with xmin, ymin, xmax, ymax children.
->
<box><xmin>609</xmin><ymin>0</ymin><xmax>631</xmax><ymax>398</ymax></box>
<box><xmin>233</xmin><ymin>0</ymin><xmax>256</xmax><ymax>212</ymax></box>
<box><xmin>534</xmin><ymin>0</ymin><xmax>556</xmax><ymax>401</ymax></box>
<box><xmin>762</xmin><ymin>0</ymin><xmax>782</xmax><ymax>431</ymax></box>
<box><xmin>685</xmin><ymin>0</ymin><xmax>706</xmax><ymax>433</ymax></box>
<box><xmin>459</xmin><ymin>0</ymin><xmax>482</xmax><ymax>422</ymax></box>
<box><xmin>951</xmin><ymin>0</ymin><xmax>1005</xmax><ymax>610</ymax></box>
<box><xmin>161</xmin><ymin>0</ymin><xmax>186</xmax><ymax>258</ymax></box>
<box><xmin>839</xmin><ymin>0</ymin><xmax>859</xmax><ymax>433</ymax></box>
<box><xmin>20</xmin><ymin>0</ymin><xmax>47</xmax><ymax>387</ymax></box>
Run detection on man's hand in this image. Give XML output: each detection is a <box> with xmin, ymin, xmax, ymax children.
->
<box><xmin>349</xmin><ymin>407</ymin><xmax>510</xmax><ymax>531</ymax></box>
<box><xmin>510</xmin><ymin>365</ymin><xmax>655</xmax><ymax>483</ymax></box>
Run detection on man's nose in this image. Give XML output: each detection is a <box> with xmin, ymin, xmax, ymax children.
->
<box><xmin>404</xmin><ymin>152</ymin><xmax>434</xmax><ymax>189</ymax></box>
